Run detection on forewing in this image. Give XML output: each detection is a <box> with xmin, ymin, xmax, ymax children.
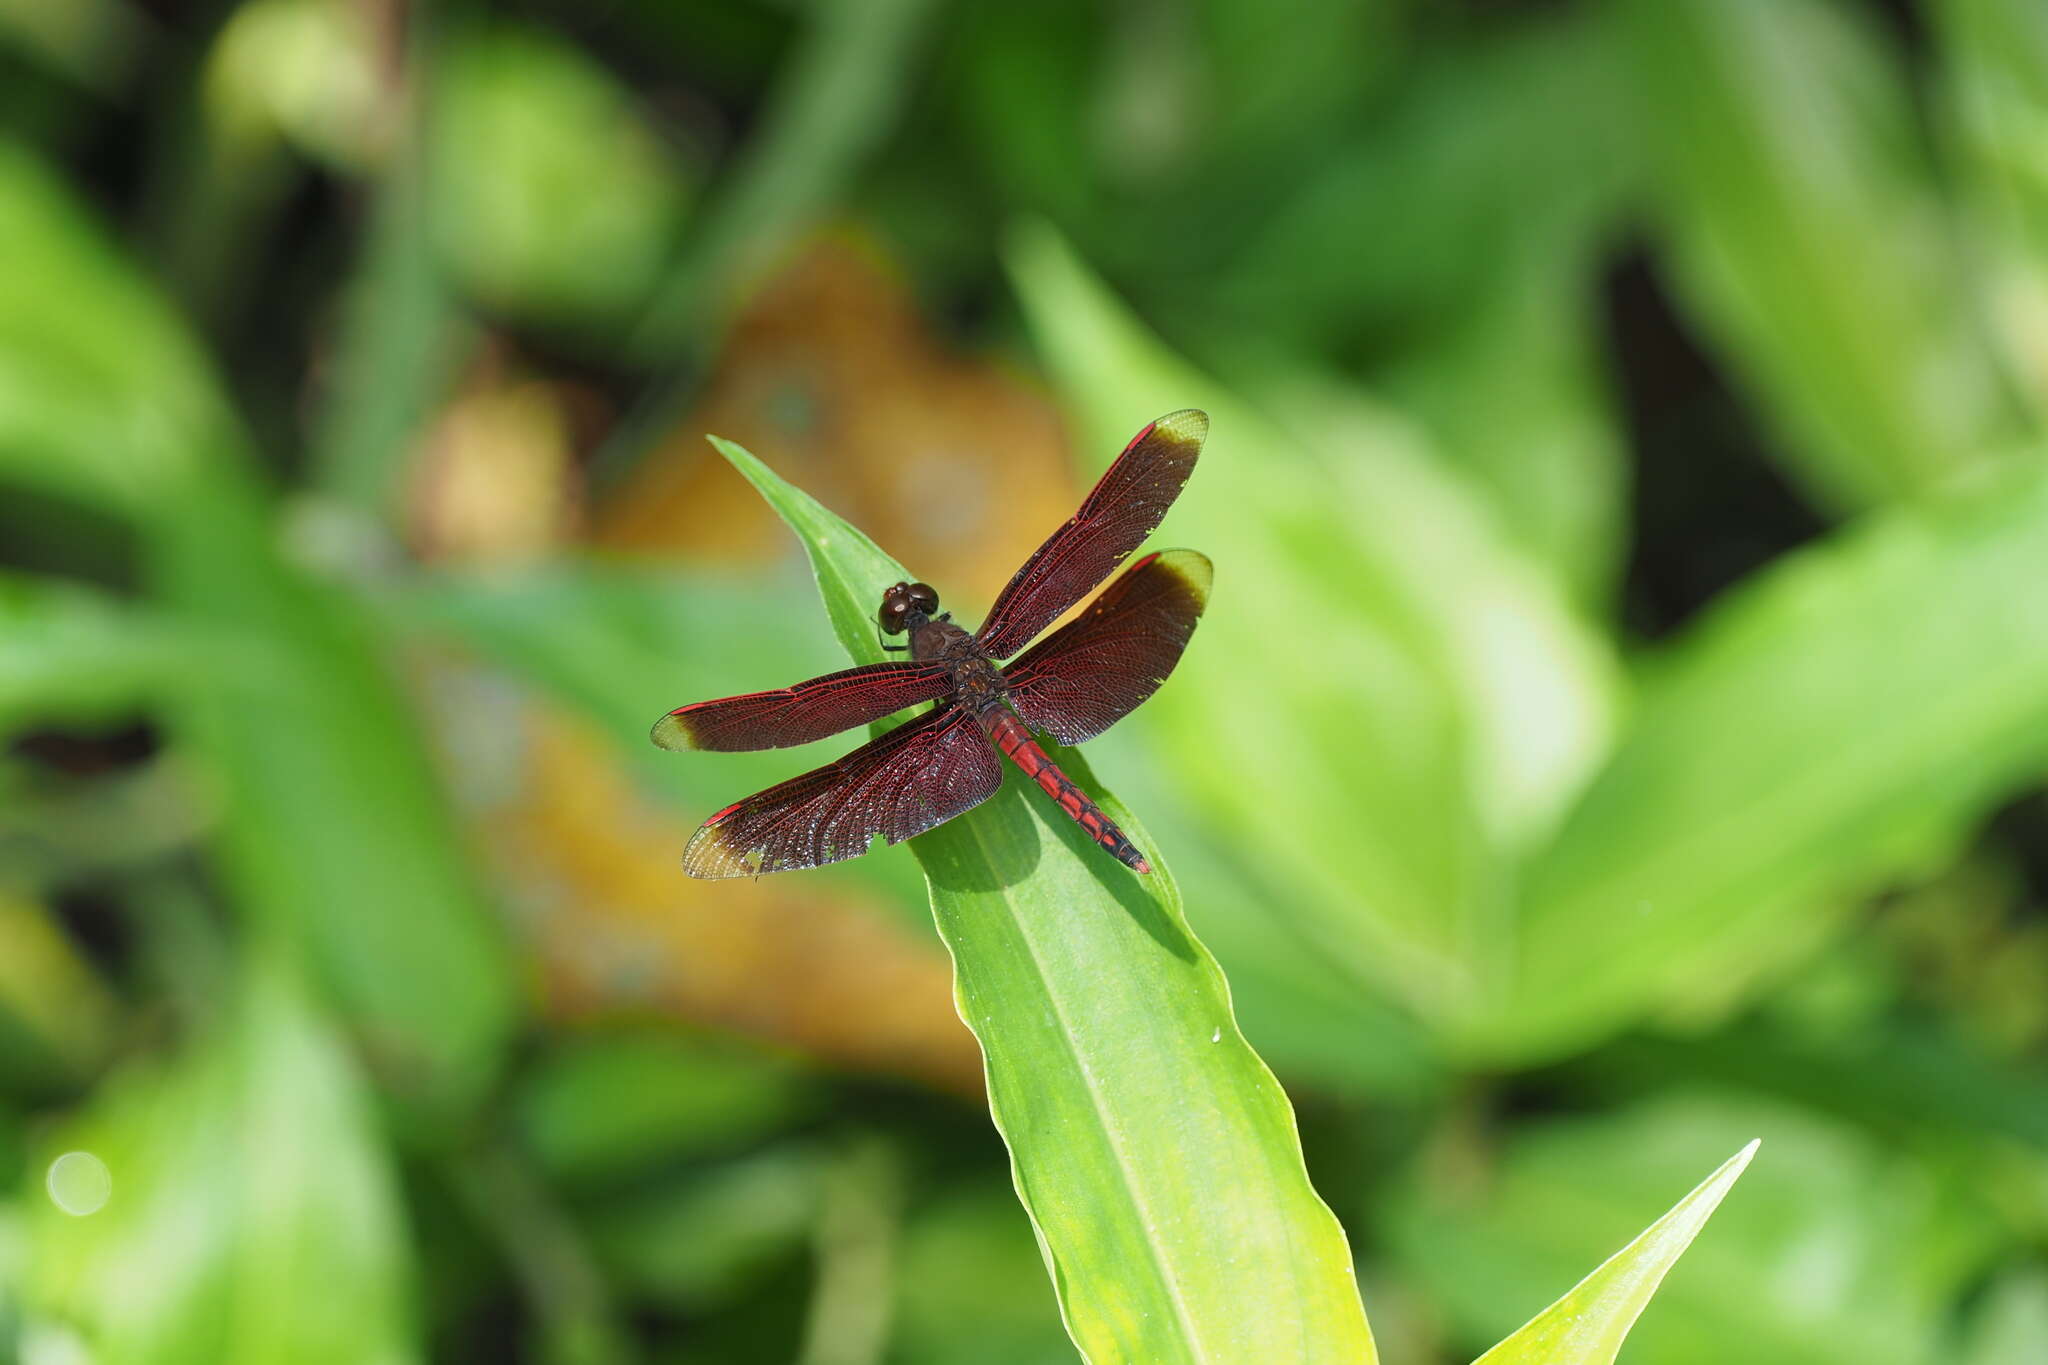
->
<box><xmin>1006</xmin><ymin>549</ymin><xmax>1212</xmax><ymax>745</ymax></box>
<box><xmin>682</xmin><ymin>705</ymin><xmax>1001</xmax><ymax>877</ymax></box>
<box><xmin>652</xmin><ymin>661</ymin><xmax>952</xmax><ymax>752</ymax></box>
<box><xmin>973</xmin><ymin>409</ymin><xmax>1206</xmax><ymax>660</ymax></box>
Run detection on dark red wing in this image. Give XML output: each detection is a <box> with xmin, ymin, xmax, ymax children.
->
<box><xmin>652</xmin><ymin>661</ymin><xmax>952</xmax><ymax>752</ymax></box>
<box><xmin>973</xmin><ymin>409</ymin><xmax>1206</xmax><ymax>661</ymax></box>
<box><xmin>1005</xmin><ymin>549</ymin><xmax>1211</xmax><ymax>745</ymax></box>
<box><xmin>682</xmin><ymin>704</ymin><xmax>1001</xmax><ymax>877</ymax></box>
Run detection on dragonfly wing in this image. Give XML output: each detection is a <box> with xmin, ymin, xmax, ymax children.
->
<box><xmin>973</xmin><ymin>410</ymin><xmax>1206</xmax><ymax>661</ymax></box>
<box><xmin>1005</xmin><ymin>549</ymin><xmax>1211</xmax><ymax>746</ymax></box>
<box><xmin>682</xmin><ymin>704</ymin><xmax>1000</xmax><ymax>877</ymax></box>
<box><xmin>652</xmin><ymin>661</ymin><xmax>953</xmax><ymax>752</ymax></box>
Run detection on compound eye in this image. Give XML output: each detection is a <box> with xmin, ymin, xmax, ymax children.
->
<box><xmin>878</xmin><ymin>584</ymin><xmax>911</xmax><ymax>635</ymax></box>
<box><xmin>908</xmin><ymin>582</ymin><xmax>940</xmax><ymax>613</ymax></box>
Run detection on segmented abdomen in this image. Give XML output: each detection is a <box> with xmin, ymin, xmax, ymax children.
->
<box><xmin>979</xmin><ymin>709</ymin><xmax>1151</xmax><ymax>873</ymax></box>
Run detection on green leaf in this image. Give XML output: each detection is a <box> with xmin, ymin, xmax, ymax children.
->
<box><xmin>312</xmin><ymin>105</ymin><xmax>458</xmax><ymax>521</ymax></box>
<box><xmin>0</xmin><ymin>0</ymin><xmax>146</xmax><ymax>92</ymax></box>
<box><xmin>1140</xmin><ymin>819</ymin><xmax>1441</xmax><ymax>1101</ymax></box>
<box><xmin>589</xmin><ymin>1143</ymin><xmax>826</xmax><ymax>1306</ymax></box>
<box><xmin>1217</xmin><ymin>14</ymin><xmax>1637</xmax><ymax>602</ymax></box>
<box><xmin>707</xmin><ymin>436</ymin><xmax>914</xmax><ymax>673</ymax></box>
<box><xmin>517</xmin><ymin>1032</ymin><xmax>807</xmax><ymax>1187</ymax></box>
<box><xmin>0</xmin><ymin>573</ymin><xmax>189</xmax><ymax>738</ymax></box>
<box><xmin>1581</xmin><ymin>1017</ymin><xmax>2048</xmax><ymax>1155</ymax></box>
<box><xmin>0</xmin><ymin>141</ymin><xmax>234</xmax><ymax>511</ymax></box>
<box><xmin>1936</xmin><ymin>0</ymin><xmax>2048</xmax><ymax>430</ymax></box>
<box><xmin>0</xmin><ymin>141</ymin><xmax>513</xmax><ymax>1109</ymax></box>
<box><xmin>1501</xmin><ymin>457</ymin><xmax>2048</xmax><ymax>1060</ymax></box>
<box><xmin>431</xmin><ymin>23</ymin><xmax>692</xmax><ymax>329</ymax></box>
<box><xmin>1387</xmin><ymin>1095</ymin><xmax>2001</xmax><ymax>1365</ymax></box>
<box><xmin>1472</xmin><ymin>1139</ymin><xmax>1756</xmax><ymax>1364</ymax></box>
<box><xmin>149</xmin><ymin>480</ymin><xmax>517</xmax><ymax>1112</ymax></box>
<box><xmin>1216</xmin><ymin>15</ymin><xmax>1634</xmax><ymax>353</ymax></box>
<box><xmin>0</xmin><ymin>890</ymin><xmax>118</xmax><ymax>1084</ymax></box>
<box><xmin>1621</xmin><ymin>0</ymin><xmax>2029</xmax><ymax>509</ymax></box>
<box><xmin>702</xmin><ymin>435</ymin><xmax>1376</xmax><ymax>1363</ymax></box>
<box><xmin>1378</xmin><ymin>263</ymin><xmax>1628</xmax><ymax>612</ymax></box>
<box><xmin>626</xmin><ymin>0</ymin><xmax>939</xmax><ymax>361</ymax></box>
<box><xmin>21</xmin><ymin>954</ymin><xmax>420</xmax><ymax>1364</ymax></box>
<box><xmin>1962</xmin><ymin>1270</ymin><xmax>2048</xmax><ymax>1365</ymax></box>
<box><xmin>893</xmin><ymin>1179</ymin><xmax>1075</xmax><ymax>1365</ymax></box>
<box><xmin>1006</xmin><ymin>222</ymin><xmax>1618</xmax><ymax>1027</ymax></box>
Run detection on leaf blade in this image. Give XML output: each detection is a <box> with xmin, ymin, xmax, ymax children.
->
<box><xmin>1500</xmin><ymin>458</ymin><xmax>2048</xmax><ymax>1059</ymax></box>
<box><xmin>1622</xmin><ymin>0</ymin><xmax>2027</xmax><ymax>508</ymax></box>
<box><xmin>1472</xmin><ymin>1140</ymin><xmax>1758</xmax><ymax>1364</ymax></box>
<box><xmin>702</xmin><ymin>435</ymin><xmax>1377</xmax><ymax>1363</ymax></box>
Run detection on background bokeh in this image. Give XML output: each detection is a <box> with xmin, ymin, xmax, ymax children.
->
<box><xmin>4</xmin><ymin>0</ymin><xmax>2048</xmax><ymax>1361</ymax></box>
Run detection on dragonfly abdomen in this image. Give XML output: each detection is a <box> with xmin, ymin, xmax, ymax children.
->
<box><xmin>980</xmin><ymin>709</ymin><xmax>1151</xmax><ymax>874</ymax></box>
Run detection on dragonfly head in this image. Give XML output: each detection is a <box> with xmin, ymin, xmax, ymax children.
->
<box><xmin>878</xmin><ymin>581</ymin><xmax>941</xmax><ymax>635</ymax></box>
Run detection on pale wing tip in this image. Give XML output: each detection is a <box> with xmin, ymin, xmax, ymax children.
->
<box><xmin>1151</xmin><ymin>547</ymin><xmax>1213</xmax><ymax>600</ymax></box>
<box><xmin>682</xmin><ymin>823</ymin><xmax>759</xmax><ymax>878</ymax></box>
<box><xmin>1151</xmin><ymin>409</ymin><xmax>1209</xmax><ymax>448</ymax></box>
<box><xmin>650</xmin><ymin>712</ymin><xmax>699</xmax><ymax>752</ymax></box>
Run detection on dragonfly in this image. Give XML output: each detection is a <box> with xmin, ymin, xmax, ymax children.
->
<box><xmin>652</xmin><ymin>409</ymin><xmax>1211</xmax><ymax>878</ymax></box>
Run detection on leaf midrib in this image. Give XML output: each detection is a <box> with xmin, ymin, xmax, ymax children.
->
<box><xmin>951</xmin><ymin>807</ymin><xmax>1213</xmax><ymax>1364</ymax></box>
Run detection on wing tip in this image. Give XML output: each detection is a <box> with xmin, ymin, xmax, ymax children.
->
<box><xmin>650</xmin><ymin>711</ymin><xmax>701</xmax><ymax>752</ymax></box>
<box><xmin>682</xmin><ymin>821</ymin><xmax>760</xmax><ymax>878</ymax></box>
<box><xmin>1151</xmin><ymin>547</ymin><xmax>1213</xmax><ymax>606</ymax></box>
<box><xmin>1151</xmin><ymin>408</ymin><xmax>1209</xmax><ymax>448</ymax></box>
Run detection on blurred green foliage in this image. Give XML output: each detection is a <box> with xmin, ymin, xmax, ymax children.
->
<box><xmin>2</xmin><ymin>0</ymin><xmax>2047</xmax><ymax>1362</ymax></box>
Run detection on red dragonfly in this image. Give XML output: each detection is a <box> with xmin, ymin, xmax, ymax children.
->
<box><xmin>652</xmin><ymin>409</ymin><xmax>1211</xmax><ymax>878</ymax></box>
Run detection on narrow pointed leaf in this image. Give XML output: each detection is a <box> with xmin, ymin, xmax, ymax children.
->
<box><xmin>1388</xmin><ymin>1097</ymin><xmax>1977</xmax><ymax>1363</ymax></box>
<box><xmin>1503</xmin><ymin>457</ymin><xmax>2048</xmax><ymax>1059</ymax></box>
<box><xmin>701</xmin><ymin>435</ymin><xmax>1376</xmax><ymax>1363</ymax></box>
<box><xmin>707</xmin><ymin>436</ymin><xmax>912</xmax><ymax>670</ymax></box>
<box><xmin>1473</xmin><ymin>1140</ymin><xmax>1757</xmax><ymax>1364</ymax></box>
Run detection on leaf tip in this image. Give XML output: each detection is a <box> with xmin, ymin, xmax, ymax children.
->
<box><xmin>704</xmin><ymin>433</ymin><xmax>786</xmax><ymax>507</ymax></box>
<box><xmin>1716</xmin><ymin>1138</ymin><xmax>1761</xmax><ymax>1186</ymax></box>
